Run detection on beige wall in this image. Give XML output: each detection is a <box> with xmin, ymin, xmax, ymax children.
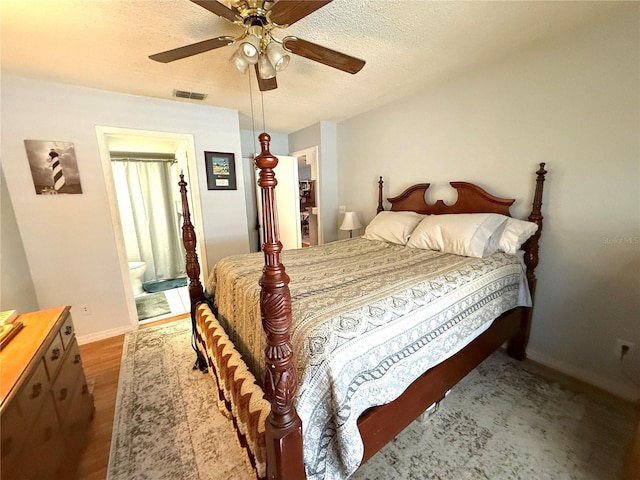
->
<box><xmin>336</xmin><ymin>5</ymin><xmax>639</xmax><ymax>400</ymax></box>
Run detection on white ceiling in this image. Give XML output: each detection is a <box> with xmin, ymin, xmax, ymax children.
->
<box><xmin>1</xmin><ymin>0</ymin><xmax>619</xmax><ymax>134</ymax></box>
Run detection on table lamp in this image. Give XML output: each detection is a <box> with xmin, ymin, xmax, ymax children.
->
<box><xmin>339</xmin><ymin>211</ymin><xmax>362</xmax><ymax>238</ymax></box>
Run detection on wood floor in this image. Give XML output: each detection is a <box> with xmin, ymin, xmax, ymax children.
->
<box><xmin>76</xmin><ymin>313</ymin><xmax>189</xmax><ymax>480</ymax></box>
<box><xmin>74</xmin><ymin>312</ymin><xmax>639</xmax><ymax>480</ymax></box>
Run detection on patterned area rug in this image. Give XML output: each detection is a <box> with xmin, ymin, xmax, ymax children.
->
<box><xmin>107</xmin><ymin>319</ymin><xmax>255</xmax><ymax>480</ymax></box>
<box><xmin>134</xmin><ymin>292</ymin><xmax>171</xmax><ymax>320</ymax></box>
<box><xmin>107</xmin><ymin>319</ymin><xmax>635</xmax><ymax>480</ymax></box>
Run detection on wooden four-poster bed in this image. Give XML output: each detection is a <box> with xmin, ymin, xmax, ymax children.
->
<box><xmin>178</xmin><ymin>132</ymin><xmax>547</xmax><ymax>480</ymax></box>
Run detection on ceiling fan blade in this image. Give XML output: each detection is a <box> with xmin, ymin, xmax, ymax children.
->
<box><xmin>282</xmin><ymin>37</ymin><xmax>365</xmax><ymax>74</ymax></box>
<box><xmin>190</xmin><ymin>0</ymin><xmax>239</xmax><ymax>22</ymax></box>
<box><xmin>254</xmin><ymin>64</ymin><xmax>278</xmax><ymax>91</ymax></box>
<box><xmin>149</xmin><ymin>36</ymin><xmax>235</xmax><ymax>63</ymax></box>
<box><xmin>269</xmin><ymin>0</ymin><xmax>333</xmax><ymax>26</ymax></box>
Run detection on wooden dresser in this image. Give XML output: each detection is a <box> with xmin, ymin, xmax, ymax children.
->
<box><xmin>0</xmin><ymin>306</ymin><xmax>94</xmax><ymax>480</ymax></box>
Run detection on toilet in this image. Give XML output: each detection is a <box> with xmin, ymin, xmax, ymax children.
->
<box><xmin>128</xmin><ymin>261</ymin><xmax>146</xmax><ymax>296</ymax></box>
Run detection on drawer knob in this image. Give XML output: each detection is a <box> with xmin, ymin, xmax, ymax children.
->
<box><xmin>31</xmin><ymin>382</ymin><xmax>42</xmax><ymax>399</ymax></box>
<box><xmin>58</xmin><ymin>387</ymin><xmax>68</xmax><ymax>401</ymax></box>
<box><xmin>51</xmin><ymin>348</ymin><xmax>61</xmax><ymax>361</ymax></box>
<box><xmin>65</xmin><ymin>325</ymin><xmax>73</xmax><ymax>336</ymax></box>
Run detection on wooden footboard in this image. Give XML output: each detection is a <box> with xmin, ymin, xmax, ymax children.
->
<box><xmin>194</xmin><ymin>302</ymin><xmax>271</xmax><ymax>478</ymax></box>
<box><xmin>179</xmin><ymin>134</ymin><xmax>547</xmax><ymax>480</ymax></box>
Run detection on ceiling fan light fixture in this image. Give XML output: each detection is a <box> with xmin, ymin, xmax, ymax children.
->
<box><xmin>239</xmin><ymin>34</ymin><xmax>261</xmax><ymax>63</ymax></box>
<box><xmin>229</xmin><ymin>48</ymin><xmax>249</xmax><ymax>74</ymax></box>
<box><xmin>257</xmin><ymin>53</ymin><xmax>276</xmax><ymax>80</ymax></box>
<box><xmin>149</xmin><ymin>0</ymin><xmax>366</xmax><ymax>93</ymax></box>
<box><xmin>266</xmin><ymin>42</ymin><xmax>290</xmax><ymax>72</ymax></box>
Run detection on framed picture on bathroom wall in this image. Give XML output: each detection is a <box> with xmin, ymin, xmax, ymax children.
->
<box><xmin>204</xmin><ymin>151</ymin><xmax>236</xmax><ymax>190</ymax></box>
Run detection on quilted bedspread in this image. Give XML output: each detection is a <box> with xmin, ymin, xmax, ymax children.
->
<box><xmin>206</xmin><ymin>237</ymin><xmax>531</xmax><ymax>480</ymax></box>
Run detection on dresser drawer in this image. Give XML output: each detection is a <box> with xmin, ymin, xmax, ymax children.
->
<box><xmin>44</xmin><ymin>331</ymin><xmax>64</xmax><ymax>380</ymax></box>
<box><xmin>1</xmin><ymin>402</ymin><xmax>26</xmax><ymax>477</ymax></box>
<box><xmin>17</xmin><ymin>397</ymin><xmax>64</xmax><ymax>480</ymax></box>
<box><xmin>67</xmin><ymin>337</ymin><xmax>84</xmax><ymax>369</ymax></box>
<box><xmin>62</xmin><ymin>372</ymin><xmax>94</xmax><ymax>463</ymax></box>
<box><xmin>51</xmin><ymin>339</ymin><xmax>83</xmax><ymax>422</ymax></box>
<box><xmin>16</xmin><ymin>359</ymin><xmax>50</xmax><ymax>433</ymax></box>
<box><xmin>59</xmin><ymin>313</ymin><xmax>75</xmax><ymax>350</ymax></box>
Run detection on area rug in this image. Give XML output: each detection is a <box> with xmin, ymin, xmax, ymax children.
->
<box><xmin>134</xmin><ymin>292</ymin><xmax>171</xmax><ymax>321</ymax></box>
<box><xmin>107</xmin><ymin>319</ymin><xmax>255</xmax><ymax>480</ymax></box>
<box><xmin>107</xmin><ymin>319</ymin><xmax>636</xmax><ymax>480</ymax></box>
<box><xmin>142</xmin><ymin>276</ymin><xmax>188</xmax><ymax>293</ymax></box>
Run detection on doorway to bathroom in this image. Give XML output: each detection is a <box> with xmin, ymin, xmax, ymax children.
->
<box><xmin>96</xmin><ymin>127</ymin><xmax>205</xmax><ymax>325</ymax></box>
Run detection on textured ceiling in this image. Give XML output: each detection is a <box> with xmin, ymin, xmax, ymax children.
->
<box><xmin>1</xmin><ymin>0</ymin><xmax>618</xmax><ymax>133</ymax></box>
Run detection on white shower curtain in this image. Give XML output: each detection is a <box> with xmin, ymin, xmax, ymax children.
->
<box><xmin>112</xmin><ymin>160</ymin><xmax>185</xmax><ymax>283</ymax></box>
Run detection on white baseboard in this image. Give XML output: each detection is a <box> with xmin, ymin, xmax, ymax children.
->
<box><xmin>527</xmin><ymin>348</ymin><xmax>639</xmax><ymax>403</ymax></box>
<box><xmin>77</xmin><ymin>324</ymin><xmax>136</xmax><ymax>345</ymax></box>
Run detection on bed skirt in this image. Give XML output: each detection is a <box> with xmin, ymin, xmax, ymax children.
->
<box><xmin>194</xmin><ymin>303</ymin><xmax>271</xmax><ymax>479</ymax></box>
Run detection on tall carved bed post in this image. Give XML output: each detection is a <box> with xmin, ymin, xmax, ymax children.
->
<box><xmin>507</xmin><ymin>162</ymin><xmax>547</xmax><ymax>360</ymax></box>
<box><xmin>254</xmin><ymin>133</ymin><xmax>306</xmax><ymax>480</ymax></box>
<box><xmin>178</xmin><ymin>173</ymin><xmax>208</xmax><ymax>371</ymax></box>
<box><xmin>376</xmin><ymin>176</ymin><xmax>384</xmax><ymax>213</ymax></box>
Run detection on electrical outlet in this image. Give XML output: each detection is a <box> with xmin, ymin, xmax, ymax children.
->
<box><xmin>79</xmin><ymin>304</ymin><xmax>92</xmax><ymax>316</ymax></box>
<box><xmin>614</xmin><ymin>339</ymin><xmax>635</xmax><ymax>358</ymax></box>
<box><xmin>339</xmin><ymin>205</ymin><xmax>346</xmax><ymax>214</ymax></box>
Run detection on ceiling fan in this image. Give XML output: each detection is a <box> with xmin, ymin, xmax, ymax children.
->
<box><xmin>149</xmin><ymin>0</ymin><xmax>365</xmax><ymax>92</ymax></box>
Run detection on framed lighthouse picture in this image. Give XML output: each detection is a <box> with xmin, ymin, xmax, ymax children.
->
<box><xmin>24</xmin><ymin>140</ymin><xmax>83</xmax><ymax>194</ymax></box>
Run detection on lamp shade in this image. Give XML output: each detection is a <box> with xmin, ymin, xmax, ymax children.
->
<box><xmin>239</xmin><ymin>35</ymin><xmax>260</xmax><ymax>64</ymax></box>
<box><xmin>257</xmin><ymin>53</ymin><xmax>276</xmax><ymax>79</ymax></box>
<box><xmin>266</xmin><ymin>42</ymin><xmax>290</xmax><ymax>72</ymax></box>
<box><xmin>229</xmin><ymin>48</ymin><xmax>249</xmax><ymax>73</ymax></box>
<box><xmin>339</xmin><ymin>211</ymin><xmax>363</xmax><ymax>232</ymax></box>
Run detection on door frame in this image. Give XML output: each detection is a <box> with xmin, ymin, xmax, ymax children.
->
<box><xmin>95</xmin><ymin>126</ymin><xmax>207</xmax><ymax>326</ymax></box>
<box><xmin>291</xmin><ymin>146</ymin><xmax>322</xmax><ymax>245</ymax></box>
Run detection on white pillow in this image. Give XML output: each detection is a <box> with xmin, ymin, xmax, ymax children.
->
<box><xmin>406</xmin><ymin>213</ymin><xmax>508</xmax><ymax>258</ymax></box>
<box><xmin>499</xmin><ymin>217</ymin><xmax>538</xmax><ymax>255</ymax></box>
<box><xmin>363</xmin><ymin>211</ymin><xmax>425</xmax><ymax>245</ymax></box>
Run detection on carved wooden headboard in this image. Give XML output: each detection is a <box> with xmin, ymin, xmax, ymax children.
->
<box><xmin>374</xmin><ymin>163</ymin><xmax>548</xmax><ymax>314</ymax></box>
<box><xmin>378</xmin><ymin>180</ymin><xmax>515</xmax><ymax>216</ymax></box>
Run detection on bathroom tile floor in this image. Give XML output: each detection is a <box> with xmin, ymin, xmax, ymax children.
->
<box><xmin>137</xmin><ymin>286</ymin><xmax>190</xmax><ymax>325</ymax></box>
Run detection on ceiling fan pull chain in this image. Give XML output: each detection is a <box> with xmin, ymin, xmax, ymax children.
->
<box><xmin>248</xmin><ymin>71</ymin><xmax>258</xmax><ymax>157</ymax></box>
<box><xmin>261</xmin><ymin>90</ymin><xmax>266</xmax><ymax>134</ymax></box>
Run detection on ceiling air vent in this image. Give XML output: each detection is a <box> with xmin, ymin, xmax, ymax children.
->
<box><xmin>173</xmin><ymin>89</ymin><xmax>207</xmax><ymax>101</ymax></box>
